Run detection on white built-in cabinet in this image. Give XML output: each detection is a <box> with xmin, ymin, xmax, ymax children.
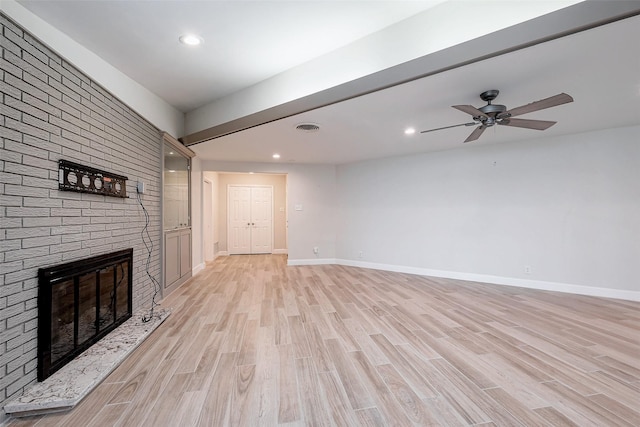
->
<box><xmin>164</xmin><ymin>228</ymin><xmax>191</xmax><ymax>287</ymax></box>
<box><xmin>162</xmin><ymin>133</ymin><xmax>195</xmax><ymax>295</ymax></box>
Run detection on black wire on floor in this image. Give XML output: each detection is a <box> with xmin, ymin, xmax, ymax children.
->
<box><xmin>136</xmin><ymin>188</ymin><xmax>160</xmax><ymax>323</ymax></box>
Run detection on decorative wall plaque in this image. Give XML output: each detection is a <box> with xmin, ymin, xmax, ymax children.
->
<box><xmin>58</xmin><ymin>160</ymin><xmax>128</xmax><ymax>198</ymax></box>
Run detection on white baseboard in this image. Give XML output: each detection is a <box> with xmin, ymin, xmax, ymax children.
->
<box><xmin>333</xmin><ymin>259</ymin><xmax>639</xmax><ymax>302</ymax></box>
<box><xmin>214</xmin><ymin>250</ymin><xmax>286</xmax><ymax>256</ymax></box>
<box><xmin>288</xmin><ymin>258</ymin><xmax>336</xmax><ymax>266</ymax></box>
<box><xmin>192</xmin><ymin>262</ymin><xmax>206</xmax><ymax>276</ymax></box>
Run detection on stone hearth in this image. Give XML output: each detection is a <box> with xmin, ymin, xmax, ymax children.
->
<box><xmin>4</xmin><ymin>308</ymin><xmax>170</xmax><ymax>418</ymax></box>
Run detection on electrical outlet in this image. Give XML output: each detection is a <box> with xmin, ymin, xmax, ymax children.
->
<box><xmin>358</xmin><ymin>251</ymin><xmax>363</xmax><ymax>259</ymax></box>
<box><xmin>524</xmin><ymin>265</ymin><xmax>532</xmax><ymax>275</ymax></box>
<box><xmin>136</xmin><ymin>181</ymin><xmax>145</xmax><ymax>194</ymax></box>
<box><xmin>313</xmin><ymin>246</ymin><xmax>319</xmax><ymax>255</ymax></box>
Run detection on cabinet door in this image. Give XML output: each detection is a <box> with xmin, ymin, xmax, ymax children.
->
<box><xmin>165</xmin><ymin>232</ymin><xmax>180</xmax><ymax>286</ymax></box>
<box><xmin>179</xmin><ymin>230</ymin><xmax>191</xmax><ymax>280</ymax></box>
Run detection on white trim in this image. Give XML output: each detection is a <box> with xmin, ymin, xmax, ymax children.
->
<box><xmin>272</xmin><ymin>249</ymin><xmax>288</xmax><ymax>254</ymax></box>
<box><xmin>192</xmin><ymin>262</ymin><xmax>206</xmax><ymax>276</ymax></box>
<box><xmin>285</xmin><ymin>257</ymin><xmax>639</xmax><ymax>302</ymax></box>
<box><xmin>288</xmin><ymin>258</ymin><xmax>337</xmax><ymax>266</ymax></box>
<box><xmin>335</xmin><ymin>259</ymin><xmax>640</xmax><ymax>302</ymax></box>
<box><xmin>203</xmin><ymin>178</ymin><xmax>215</xmax><ymax>263</ymax></box>
<box><xmin>217</xmin><ymin>251</ymin><xmax>229</xmax><ymax>256</ymax></box>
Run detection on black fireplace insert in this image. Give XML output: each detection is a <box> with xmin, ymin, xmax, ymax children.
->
<box><xmin>38</xmin><ymin>249</ymin><xmax>133</xmax><ymax>381</ymax></box>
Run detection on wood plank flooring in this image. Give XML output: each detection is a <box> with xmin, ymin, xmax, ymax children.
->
<box><xmin>8</xmin><ymin>255</ymin><xmax>640</xmax><ymax>426</ymax></box>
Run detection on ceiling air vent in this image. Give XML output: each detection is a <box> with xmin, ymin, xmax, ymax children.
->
<box><xmin>295</xmin><ymin>123</ymin><xmax>320</xmax><ymax>132</ymax></box>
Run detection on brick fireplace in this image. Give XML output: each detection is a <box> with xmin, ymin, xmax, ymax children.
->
<box><xmin>0</xmin><ymin>12</ymin><xmax>162</xmax><ymax>421</ymax></box>
<box><xmin>37</xmin><ymin>249</ymin><xmax>133</xmax><ymax>381</ymax></box>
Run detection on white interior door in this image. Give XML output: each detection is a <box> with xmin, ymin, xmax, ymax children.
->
<box><xmin>228</xmin><ymin>185</ymin><xmax>273</xmax><ymax>254</ymax></box>
<box><xmin>251</xmin><ymin>187</ymin><xmax>272</xmax><ymax>254</ymax></box>
<box><xmin>228</xmin><ymin>186</ymin><xmax>251</xmax><ymax>254</ymax></box>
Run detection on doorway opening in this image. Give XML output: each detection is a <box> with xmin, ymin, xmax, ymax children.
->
<box><xmin>228</xmin><ymin>185</ymin><xmax>273</xmax><ymax>254</ymax></box>
<box><xmin>201</xmin><ymin>172</ymin><xmax>287</xmax><ymax>258</ymax></box>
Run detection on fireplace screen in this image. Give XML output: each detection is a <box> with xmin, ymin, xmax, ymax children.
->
<box><xmin>38</xmin><ymin>249</ymin><xmax>133</xmax><ymax>381</ymax></box>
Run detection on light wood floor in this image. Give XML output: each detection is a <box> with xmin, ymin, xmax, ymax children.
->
<box><xmin>9</xmin><ymin>255</ymin><xmax>640</xmax><ymax>426</ymax></box>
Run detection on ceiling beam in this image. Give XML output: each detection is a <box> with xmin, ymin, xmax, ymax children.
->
<box><xmin>181</xmin><ymin>1</ymin><xmax>640</xmax><ymax>147</ymax></box>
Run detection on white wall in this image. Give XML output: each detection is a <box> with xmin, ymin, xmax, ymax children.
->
<box><xmin>203</xmin><ymin>171</ymin><xmax>219</xmax><ymax>258</ymax></box>
<box><xmin>195</xmin><ymin>127</ymin><xmax>639</xmax><ymax>300</ymax></box>
<box><xmin>197</xmin><ymin>161</ymin><xmax>337</xmax><ymax>263</ymax></box>
<box><xmin>336</xmin><ymin>125</ymin><xmax>640</xmax><ymax>300</ymax></box>
<box><xmin>190</xmin><ymin>157</ymin><xmax>204</xmax><ymax>274</ymax></box>
<box><xmin>286</xmin><ymin>165</ymin><xmax>337</xmax><ymax>262</ymax></box>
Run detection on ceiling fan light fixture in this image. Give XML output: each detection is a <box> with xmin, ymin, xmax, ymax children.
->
<box><xmin>295</xmin><ymin>123</ymin><xmax>320</xmax><ymax>132</ymax></box>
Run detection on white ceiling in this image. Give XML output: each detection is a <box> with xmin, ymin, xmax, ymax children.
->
<box><xmin>12</xmin><ymin>1</ymin><xmax>640</xmax><ymax>165</ymax></box>
<box><xmin>16</xmin><ymin>0</ymin><xmax>445</xmax><ymax>112</ymax></box>
<box><xmin>193</xmin><ymin>15</ymin><xmax>640</xmax><ymax>165</ymax></box>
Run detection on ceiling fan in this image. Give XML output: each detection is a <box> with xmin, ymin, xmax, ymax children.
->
<box><xmin>421</xmin><ymin>90</ymin><xmax>573</xmax><ymax>143</ymax></box>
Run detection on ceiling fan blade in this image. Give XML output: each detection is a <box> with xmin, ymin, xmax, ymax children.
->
<box><xmin>452</xmin><ymin>105</ymin><xmax>488</xmax><ymax>119</ymax></box>
<box><xmin>499</xmin><ymin>118</ymin><xmax>556</xmax><ymax>130</ymax></box>
<box><xmin>420</xmin><ymin>122</ymin><xmax>476</xmax><ymax>134</ymax></box>
<box><xmin>464</xmin><ymin>125</ymin><xmax>486</xmax><ymax>143</ymax></box>
<box><xmin>504</xmin><ymin>93</ymin><xmax>573</xmax><ymax>118</ymax></box>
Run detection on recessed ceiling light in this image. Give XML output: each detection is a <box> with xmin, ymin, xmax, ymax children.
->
<box><xmin>272</xmin><ymin>154</ymin><xmax>281</xmax><ymax>159</ymax></box>
<box><xmin>179</xmin><ymin>34</ymin><xmax>203</xmax><ymax>46</ymax></box>
<box><xmin>404</xmin><ymin>127</ymin><xmax>416</xmax><ymax>135</ymax></box>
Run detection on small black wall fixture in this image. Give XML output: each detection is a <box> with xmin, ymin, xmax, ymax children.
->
<box><xmin>58</xmin><ymin>160</ymin><xmax>128</xmax><ymax>198</ymax></box>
